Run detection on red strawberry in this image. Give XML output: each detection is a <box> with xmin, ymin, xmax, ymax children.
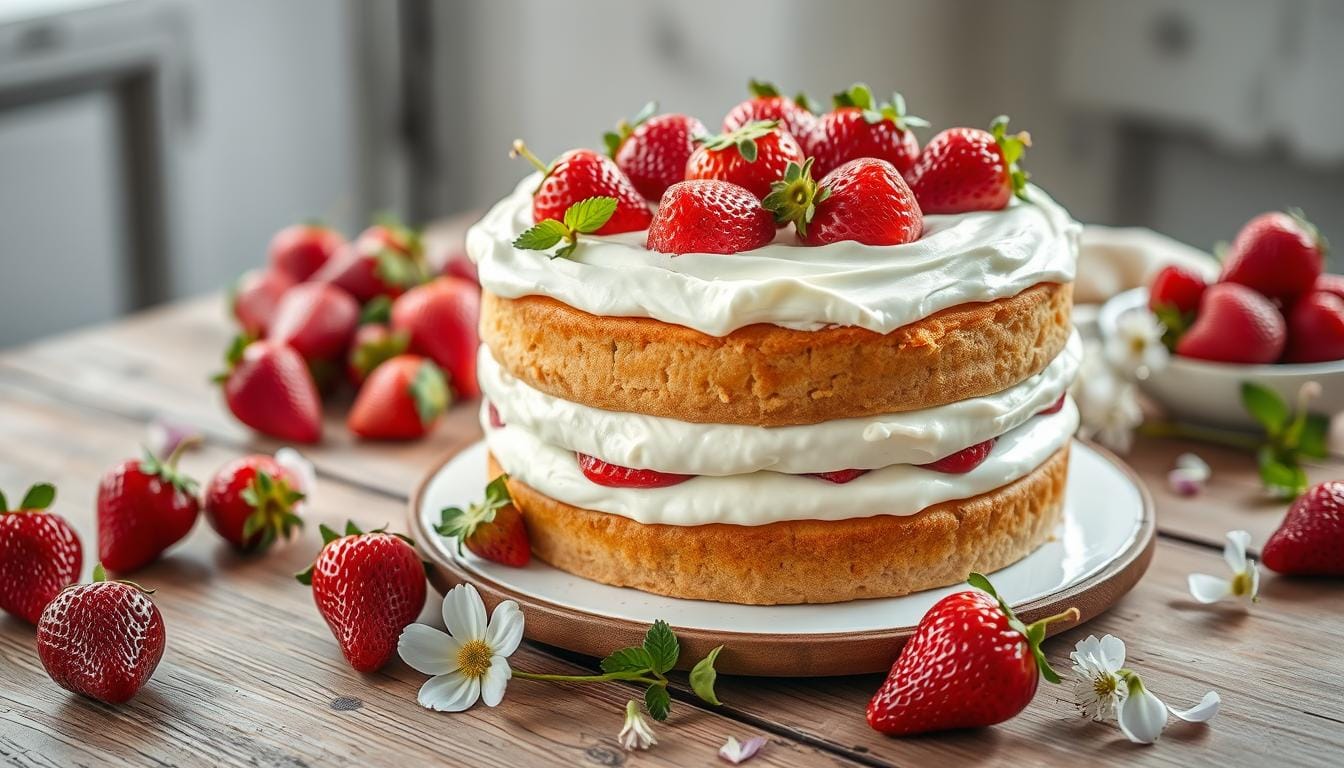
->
<box><xmin>216</xmin><ymin>337</ymin><xmax>323</xmax><ymax>443</ymax></box>
<box><xmin>231</xmin><ymin>268</ymin><xmax>295</xmax><ymax>338</ymax></box>
<box><xmin>808</xmin><ymin>469</ymin><xmax>869</xmax><ymax>484</ymax></box>
<box><xmin>1284</xmin><ymin>291</ymin><xmax>1344</xmax><ymax>363</ymax></box>
<box><xmin>436</xmin><ymin>475</ymin><xmax>530</xmax><ymax>566</ymax></box>
<box><xmin>486</xmin><ymin>401</ymin><xmax>505</xmax><ymax>429</ymax></box>
<box><xmin>1262</xmin><ymin>481</ymin><xmax>1344</xmax><ymax>575</ymax></box>
<box><xmin>268</xmin><ymin>224</ymin><xmax>345</xmax><ymax>282</ymax></box>
<box><xmin>36</xmin><ymin>565</ymin><xmax>165</xmax><ymax>704</ymax></box>
<box><xmin>920</xmin><ymin>438</ymin><xmax>998</xmax><ymax>474</ymax></box>
<box><xmin>1039</xmin><ymin>394</ymin><xmax>1067</xmax><ymax>415</ymax></box>
<box><xmin>685</xmin><ymin>120</ymin><xmax>805</xmax><ymax>200</ymax></box>
<box><xmin>97</xmin><ymin>451</ymin><xmax>200</xmax><ymax>573</ymax></box>
<box><xmin>0</xmin><ymin>483</ymin><xmax>81</xmax><ymax>624</ymax></box>
<box><xmin>764</xmin><ymin>157</ymin><xmax>922</xmax><ymax>246</ymax></box>
<box><xmin>1317</xmin><ymin>273</ymin><xmax>1344</xmax><ymax>301</ymax></box>
<box><xmin>296</xmin><ymin>521</ymin><xmax>427</xmax><ymax>672</ymax></box>
<box><xmin>348</xmin><ymin>355</ymin><xmax>449</xmax><ymax>440</ymax></box>
<box><xmin>1149</xmin><ymin>264</ymin><xmax>1208</xmax><ymax>316</ymax></box>
<box><xmin>313</xmin><ymin>222</ymin><xmax>427</xmax><ymax>303</ymax></box>
<box><xmin>721</xmin><ymin>79</ymin><xmax>818</xmax><ymax>148</ymax></box>
<box><xmin>346</xmin><ymin>323</ymin><xmax>408</xmax><ymax>386</ymax></box>
<box><xmin>390</xmin><ymin>276</ymin><xmax>481</xmax><ymax>398</ymax></box>
<box><xmin>605</xmin><ymin>102</ymin><xmax>707</xmax><ymax>201</ymax></box>
<box><xmin>204</xmin><ymin>455</ymin><xmax>305</xmax><ymax>552</ymax></box>
<box><xmin>867</xmin><ymin>573</ymin><xmax>1077</xmax><ymax>736</ymax></box>
<box><xmin>810</xmin><ymin>84</ymin><xmax>927</xmax><ymax>178</ymax></box>
<box><xmin>907</xmin><ymin>116</ymin><xmax>1031</xmax><ymax>214</ymax></box>
<box><xmin>646</xmin><ymin>180</ymin><xmax>776</xmax><ymax>256</ymax></box>
<box><xmin>1175</xmin><ymin>283</ymin><xmax>1286</xmax><ymax>364</ymax></box>
<box><xmin>577</xmin><ymin>453</ymin><xmax>692</xmax><ymax>488</ymax></box>
<box><xmin>511</xmin><ymin>141</ymin><xmax>652</xmax><ymax>234</ymax></box>
<box><xmin>441</xmin><ymin>248</ymin><xmax>479</xmax><ymax>286</ymax></box>
<box><xmin>1219</xmin><ymin>211</ymin><xmax>1325</xmax><ymax>304</ymax></box>
<box><xmin>268</xmin><ymin>282</ymin><xmax>360</xmax><ymax>364</ymax></box>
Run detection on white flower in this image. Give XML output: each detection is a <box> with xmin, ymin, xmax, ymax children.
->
<box><xmin>1117</xmin><ymin>674</ymin><xmax>1220</xmax><ymax>744</ymax></box>
<box><xmin>1188</xmin><ymin>530</ymin><xmax>1260</xmax><ymax>604</ymax></box>
<box><xmin>146</xmin><ymin>418</ymin><xmax>202</xmax><ymax>460</ymax></box>
<box><xmin>398</xmin><ymin>583</ymin><xmax>524</xmax><ymax>712</ymax></box>
<box><xmin>1167</xmin><ymin>453</ymin><xmax>1211</xmax><ymax>497</ymax></box>
<box><xmin>719</xmin><ymin>735</ymin><xmax>768</xmax><ymax>764</ymax></box>
<box><xmin>1074</xmin><ymin>341</ymin><xmax>1144</xmax><ymax>454</ymax></box>
<box><xmin>274</xmin><ymin>447</ymin><xmax>316</xmax><ymax>512</ymax></box>
<box><xmin>618</xmin><ymin>700</ymin><xmax>657</xmax><ymax>751</ymax></box>
<box><xmin>1069</xmin><ymin>634</ymin><xmax>1127</xmax><ymax>721</ymax></box>
<box><xmin>1106</xmin><ymin>309</ymin><xmax>1170</xmax><ymax>381</ymax></box>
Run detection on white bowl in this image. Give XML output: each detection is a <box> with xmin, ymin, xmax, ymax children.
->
<box><xmin>1098</xmin><ymin>288</ymin><xmax>1344</xmax><ymax>430</ymax></box>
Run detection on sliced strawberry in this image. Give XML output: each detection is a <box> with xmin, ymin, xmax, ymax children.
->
<box><xmin>920</xmin><ymin>438</ymin><xmax>997</xmax><ymax>474</ymax></box>
<box><xmin>1176</xmin><ymin>283</ymin><xmax>1286</xmax><ymax>364</ymax></box>
<box><xmin>907</xmin><ymin>116</ymin><xmax>1031</xmax><ymax>214</ymax></box>
<box><xmin>605</xmin><ymin>103</ymin><xmax>707</xmax><ymax>201</ymax></box>
<box><xmin>512</xmin><ymin>142</ymin><xmax>651</xmax><ymax>234</ymax></box>
<box><xmin>487</xmin><ymin>401</ymin><xmax>505</xmax><ymax>429</ymax></box>
<box><xmin>685</xmin><ymin>120</ymin><xmax>805</xmax><ymax>200</ymax></box>
<box><xmin>576</xmin><ymin>453</ymin><xmax>693</xmax><ymax>489</ymax></box>
<box><xmin>810</xmin><ymin>84</ymin><xmax>927</xmax><ymax>178</ymax></box>
<box><xmin>765</xmin><ymin>157</ymin><xmax>922</xmax><ymax>246</ymax></box>
<box><xmin>646</xmin><ymin>180</ymin><xmax>776</xmax><ymax>256</ymax></box>
<box><xmin>1220</xmin><ymin>211</ymin><xmax>1325</xmax><ymax>304</ymax></box>
<box><xmin>436</xmin><ymin>476</ymin><xmax>530</xmax><ymax>567</ymax></box>
<box><xmin>1038</xmin><ymin>394</ymin><xmax>1067</xmax><ymax>415</ymax></box>
<box><xmin>1284</xmin><ymin>290</ymin><xmax>1344</xmax><ymax>363</ymax></box>
<box><xmin>808</xmin><ymin>468</ymin><xmax>869</xmax><ymax>484</ymax></box>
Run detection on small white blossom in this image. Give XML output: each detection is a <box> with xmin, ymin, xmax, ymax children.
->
<box><xmin>618</xmin><ymin>700</ymin><xmax>657</xmax><ymax>751</ymax></box>
<box><xmin>1074</xmin><ymin>341</ymin><xmax>1144</xmax><ymax>454</ymax></box>
<box><xmin>1188</xmin><ymin>530</ymin><xmax>1260</xmax><ymax>605</ymax></box>
<box><xmin>719</xmin><ymin>735</ymin><xmax>767</xmax><ymax>764</ymax></box>
<box><xmin>1106</xmin><ymin>309</ymin><xmax>1170</xmax><ymax>381</ymax></box>
<box><xmin>1069</xmin><ymin>634</ymin><xmax>1127</xmax><ymax>722</ymax></box>
<box><xmin>398</xmin><ymin>584</ymin><xmax>524</xmax><ymax>712</ymax></box>
<box><xmin>1167</xmin><ymin>453</ymin><xmax>1211</xmax><ymax>497</ymax></box>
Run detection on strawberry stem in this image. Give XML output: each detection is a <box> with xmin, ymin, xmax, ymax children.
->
<box><xmin>510</xmin><ymin>140</ymin><xmax>550</xmax><ymax>176</ymax></box>
<box><xmin>967</xmin><ymin>572</ymin><xmax>1078</xmax><ymax>684</ymax></box>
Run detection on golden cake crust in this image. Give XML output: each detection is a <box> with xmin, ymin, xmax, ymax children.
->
<box><xmin>480</xmin><ymin>282</ymin><xmax>1072</xmax><ymax>426</ymax></box>
<box><xmin>488</xmin><ymin>446</ymin><xmax>1068</xmax><ymax>605</ymax></box>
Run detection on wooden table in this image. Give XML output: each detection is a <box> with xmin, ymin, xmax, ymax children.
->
<box><xmin>1</xmin><ymin>296</ymin><xmax>1341</xmax><ymax>768</ymax></box>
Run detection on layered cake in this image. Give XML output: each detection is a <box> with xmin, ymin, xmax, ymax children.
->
<box><xmin>466</xmin><ymin>94</ymin><xmax>1081</xmax><ymax>605</ymax></box>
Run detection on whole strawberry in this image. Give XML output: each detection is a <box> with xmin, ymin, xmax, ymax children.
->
<box><xmin>764</xmin><ymin>157</ymin><xmax>922</xmax><ymax>246</ymax></box>
<box><xmin>868</xmin><ymin>573</ymin><xmax>1077</xmax><ymax>736</ymax></box>
<box><xmin>810</xmin><ymin>84</ymin><xmax>927</xmax><ymax>178</ymax></box>
<box><xmin>216</xmin><ymin>337</ymin><xmax>323</xmax><ymax>443</ymax></box>
<box><xmin>646</xmin><ymin>180</ymin><xmax>776</xmax><ymax>256</ymax></box>
<box><xmin>313</xmin><ymin>222</ymin><xmax>427</xmax><ymax>303</ymax></box>
<box><xmin>1262</xmin><ymin>481</ymin><xmax>1344</xmax><ymax>575</ymax></box>
<box><xmin>231</xmin><ymin>268</ymin><xmax>295</xmax><ymax>338</ymax></box>
<box><xmin>0</xmin><ymin>483</ymin><xmax>81</xmax><ymax>624</ymax></box>
<box><xmin>685</xmin><ymin>120</ymin><xmax>804</xmax><ymax>200</ymax></box>
<box><xmin>296</xmin><ymin>521</ymin><xmax>427</xmax><ymax>672</ymax></box>
<box><xmin>268</xmin><ymin>282</ymin><xmax>360</xmax><ymax>365</ymax></box>
<box><xmin>204</xmin><ymin>455</ymin><xmax>305</xmax><ymax>552</ymax></box>
<box><xmin>605</xmin><ymin>102</ymin><xmax>707</xmax><ymax>201</ymax></box>
<box><xmin>721</xmin><ymin>79</ymin><xmax>818</xmax><ymax>147</ymax></box>
<box><xmin>1284</xmin><ymin>291</ymin><xmax>1344</xmax><ymax>363</ymax></box>
<box><xmin>511</xmin><ymin>141</ymin><xmax>651</xmax><ymax>234</ymax></box>
<box><xmin>1148</xmin><ymin>264</ymin><xmax>1208</xmax><ymax>347</ymax></box>
<box><xmin>907</xmin><ymin>116</ymin><xmax>1031</xmax><ymax>214</ymax></box>
<box><xmin>36</xmin><ymin>565</ymin><xmax>165</xmax><ymax>704</ymax></box>
<box><xmin>97</xmin><ymin>450</ymin><xmax>200</xmax><ymax>573</ymax></box>
<box><xmin>1175</xmin><ymin>283</ymin><xmax>1285</xmax><ymax>364</ymax></box>
<box><xmin>346</xmin><ymin>322</ymin><xmax>408</xmax><ymax>387</ymax></box>
<box><xmin>348</xmin><ymin>355</ymin><xmax>449</xmax><ymax>440</ymax></box>
<box><xmin>1220</xmin><ymin>211</ymin><xmax>1325</xmax><ymax>304</ymax></box>
<box><xmin>436</xmin><ymin>475</ymin><xmax>530</xmax><ymax>567</ymax></box>
<box><xmin>268</xmin><ymin>223</ymin><xmax>346</xmax><ymax>282</ymax></box>
<box><xmin>391</xmin><ymin>276</ymin><xmax>481</xmax><ymax>399</ymax></box>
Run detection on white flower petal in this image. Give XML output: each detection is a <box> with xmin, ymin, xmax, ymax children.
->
<box><xmin>274</xmin><ymin>447</ymin><xmax>317</xmax><ymax>509</ymax></box>
<box><xmin>1249</xmin><ymin>563</ymin><xmax>1261</xmax><ymax>601</ymax></box>
<box><xmin>397</xmin><ymin>623</ymin><xmax>461</xmax><ymax>675</ymax></box>
<box><xmin>442</xmin><ymin>583</ymin><xmax>488</xmax><ymax>642</ymax></box>
<box><xmin>1168</xmin><ymin>691</ymin><xmax>1220</xmax><ymax>723</ymax></box>
<box><xmin>1071</xmin><ymin>635</ymin><xmax>1102</xmax><ymax>665</ymax></box>
<box><xmin>1175</xmin><ymin>453</ymin><xmax>1211</xmax><ymax>481</ymax></box>
<box><xmin>1224</xmin><ymin>530</ymin><xmax>1251</xmax><ymax>574</ymax></box>
<box><xmin>486</xmin><ymin>600</ymin><xmax>525</xmax><ymax>658</ymax></box>
<box><xmin>1188</xmin><ymin>573</ymin><xmax>1233</xmax><ymax>604</ymax></box>
<box><xmin>479</xmin><ymin>655</ymin><xmax>511</xmax><ymax>707</ymax></box>
<box><xmin>418</xmin><ymin>671</ymin><xmax>481</xmax><ymax>712</ymax></box>
<box><xmin>1098</xmin><ymin>634</ymin><xmax>1126</xmax><ymax>672</ymax></box>
<box><xmin>720</xmin><ymin>735</ymin><xmax>768</xmax><ymax>764</ymax></box>
<box><xmin>1118</xmin><ymin>684</ymin><xmax>1169</xmax><ymax>744</ymax></box>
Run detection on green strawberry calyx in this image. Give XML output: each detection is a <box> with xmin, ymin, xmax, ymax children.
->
<box><xmin>350</xmin><ymin>327</ymin><xmax>409</xmax><ymax>380</ymax></box>
<box><xmin>408</xmin><ymin>359</ymin><xmax>450</xmax><ymax>427</ymax></box>
<box><xmin>762</xmin><ymin>158</ymin><xmax>831</xmax><ymax>239</ymax></box>
<box><xmin>91</xmin><ymin>562</ymin><xmax>155</xmax><ymax>594</ymax></box>
<box><xmin>512</xmin><ymin>197</ymin><xmax>618</xmax><ymax>260</ymax></box>
<box><xmin>603</xmin><ymin>101</ymin><xmax>658</xmax><ymax>158</ymax></box>
<box><xmin>967</xmin><ymin>572</ymin><xmax>1078</xmax><ymax>684</ymax></box>
<box><xmin>239</xmin><ymin>468</ymin><xmax>305</xmax><ymax>553</ymax></box>
<box><xmin>436</xmin><ymin>475</ymin><xmax>513</xmax><ymax>556</ymax></box>
<box><xmin>990</xmin><ymin>115</ymin><xmax>1032</xmax><ymax>202</ymax></box>
<box><xmin>746</xmin><ymin>78</ymin><xmax>818</xmax><ymax>114</ymax></box>
<box><xmin>211</xmin><ymin>333</ymin><xmax>254</xmax><ymax>385</ymax></box>
<box><xmin>697</xmin><ymin>120</ymin><xmax>779</xmax><ymax>163</ymax></box>
<box><xmin>1285</xmin><ymin>207</ymin><xmax>1328</xmax><ymax>256</ymax></box>
<box><xmin>832</xmin><ymin>83</ymin><xmax>930</xmax><ymax>132</ymax></box>
<box><xmin>139</xmin><ymin>446</ymin><xmax>200</xmax><ymax>496</ymax></box>
<box><xmin>295</xmin><ymin>520</ymin><xmax>420</xmax><ymax>585</ymax></box>
<box><xmin>0</xmin><ymin>482</ymin><xmax>56</xmax><ymax>514</ymax></box>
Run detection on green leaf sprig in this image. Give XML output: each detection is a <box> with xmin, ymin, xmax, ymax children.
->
<box><xmin>1241</xmin><ymin>381</ymin><xmax>1330</xmax><ymax>499</ymax></box>
<box><xmin>512</xmin><ymin>196</ymin><xmax>618</xmax><ymax>259</ymax></box>
<box><xmin>510</xmin><ymin>619</ymin><xmax>723</xmax><ymax>721</ymax></box>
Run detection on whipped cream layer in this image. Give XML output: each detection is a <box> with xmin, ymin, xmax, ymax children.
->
<box><xmin>484</xmin><ymin>400</ymin><xmax>1078</xmax><ymax>526</ymax></box>
<box><xmin>479</xmin><ymin>332</ymin><xmax>1081</xmax><ymax>475</ymax></box>
<box><xmin>468</xmin><ymin>175</ymin><xmax>1080</xmax><ymax>336</ymax></box>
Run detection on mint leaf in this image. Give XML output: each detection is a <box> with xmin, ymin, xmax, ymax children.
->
<box><xmin>601</xmin><ymin>646</ymin><xmax>655</xmax><ymax>675</ymax></box>
<box><xmin>513</xmin><ymin>220</ymin><xmax>568</xmax><ymax>251</ymax></box>
<box><xmin>1241</xmin><ymin>382</ymin><xmax>1288</xmax><ymax>435</ymax></box>
<box><xmin>1299</xmin><ymin>414</ymin><xmax>1331</xmax><ymax>459</ymax></box>
<box><xmin>644</xmin><ymin>684</ymin><xmax>671</xmax><ymax>722</ymax></box>
<box><xmin>642</xmin><ymin>620</ymin><xmax>679</xmax><ymax>674</ymax></box>
<box><xmin>1258</xmin><ymin>448</ymin><xmax>1307</xmax><ymax>500</ymax></box>
<box><xmin>563</xmin><ymin>197</ymin><xmax>617</xmax><ymax>234</ymax></box>
<box><xmin>689</xmin><ymin>645</ymin><xmax>723</xmax><ymax>705</ymax></box>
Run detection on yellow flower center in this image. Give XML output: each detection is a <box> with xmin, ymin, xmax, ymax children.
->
<box><xmin>1231</xmin><ymin>571</ymin><xmax>1252</xmax><ymax>597</ymax></box>
<box><xmin>1093</xmin><ymin>674</ymin><xmax>1118</xmax><ymax>698</ymax></box>
<box><xmin>457</xmin><ymin>639</ymin><xmax>493</xmax><ymax>679</ymax></box>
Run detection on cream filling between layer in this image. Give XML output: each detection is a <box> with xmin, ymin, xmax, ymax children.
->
<box><xmin>484</xmin><ymin>399</ymin><xmax>1079</xmax><ymax>526</ymax></box>
<box><xmin>468</xmin><ymin>175</ymin><xmax>1080</xmax><ymax>336</ymax></box>
<box><xmin>478</xmin><ymin>332</ymin><xmax>1081</xmax><ymax>475</ymax></box>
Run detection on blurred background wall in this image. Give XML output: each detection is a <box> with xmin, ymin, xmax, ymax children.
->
<box><xmin>1</xmin><ymin>0</ymin><xmax>1341</xmax><ymax>347</ymax></box>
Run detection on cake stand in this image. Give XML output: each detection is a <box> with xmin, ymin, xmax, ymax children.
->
<box><xmin>409</xmin><ymin>439</ymin><xmax>1154</xmax><ymax>677</ymax></box>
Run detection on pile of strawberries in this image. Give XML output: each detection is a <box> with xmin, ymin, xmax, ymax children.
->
<box><xmin>511</xmin><ymin>80</ymin><xmax>1033</xmax><ymax>261</ymax></box>
<box><xmin>1149</xmin><ymin>211</ymin><xmax>1341</xmax><ymax>364</ymax></box>
<box><xmin>225</xmin><ymin>220</ymin><xmax>481</xmax><ymax>443</ymax></box>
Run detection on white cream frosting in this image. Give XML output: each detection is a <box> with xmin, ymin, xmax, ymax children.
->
<box><xmin>484</xmin><ymin>400</ymin><xmax>1078</xmax><ymax>526</ymax></box>
<box><xmin>479</xmin><ymin>332</ymin><xmax>1081</xmax><ymax>475</ymax></box>
<box><xmin>467</xmin><ymin>174</ymin><xmax>1080</xmax><ymax>336</ymax></box>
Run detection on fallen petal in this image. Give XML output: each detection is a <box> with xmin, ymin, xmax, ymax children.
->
<box><xmin>1118</xmin><ymin>682</ymin><xmax>1168</xmax><ymax>744</ymax></box>
<box><xmin>1174</xmin><ymin>452</ymin><xmax>1211</xmax><ymax>481</ymax></box>
<box><xmin>1168</xmin><ymin>468</ymin><xmax>1204</xmax><ymax>497</ymax></box>
<box><xmin>719</xmin><ymin>736</ymin><xmax>767</xmax><ymax>764</ymax></box>
<box><xmin>1187</xmin><ymin>573</ymin><xmax>1232</xmax><ymax>604</ymax></box>
<box><xmin>1168</xmin><ymin>691</ymin><xmax>1220</xmax><ymax>723</ymax></box>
